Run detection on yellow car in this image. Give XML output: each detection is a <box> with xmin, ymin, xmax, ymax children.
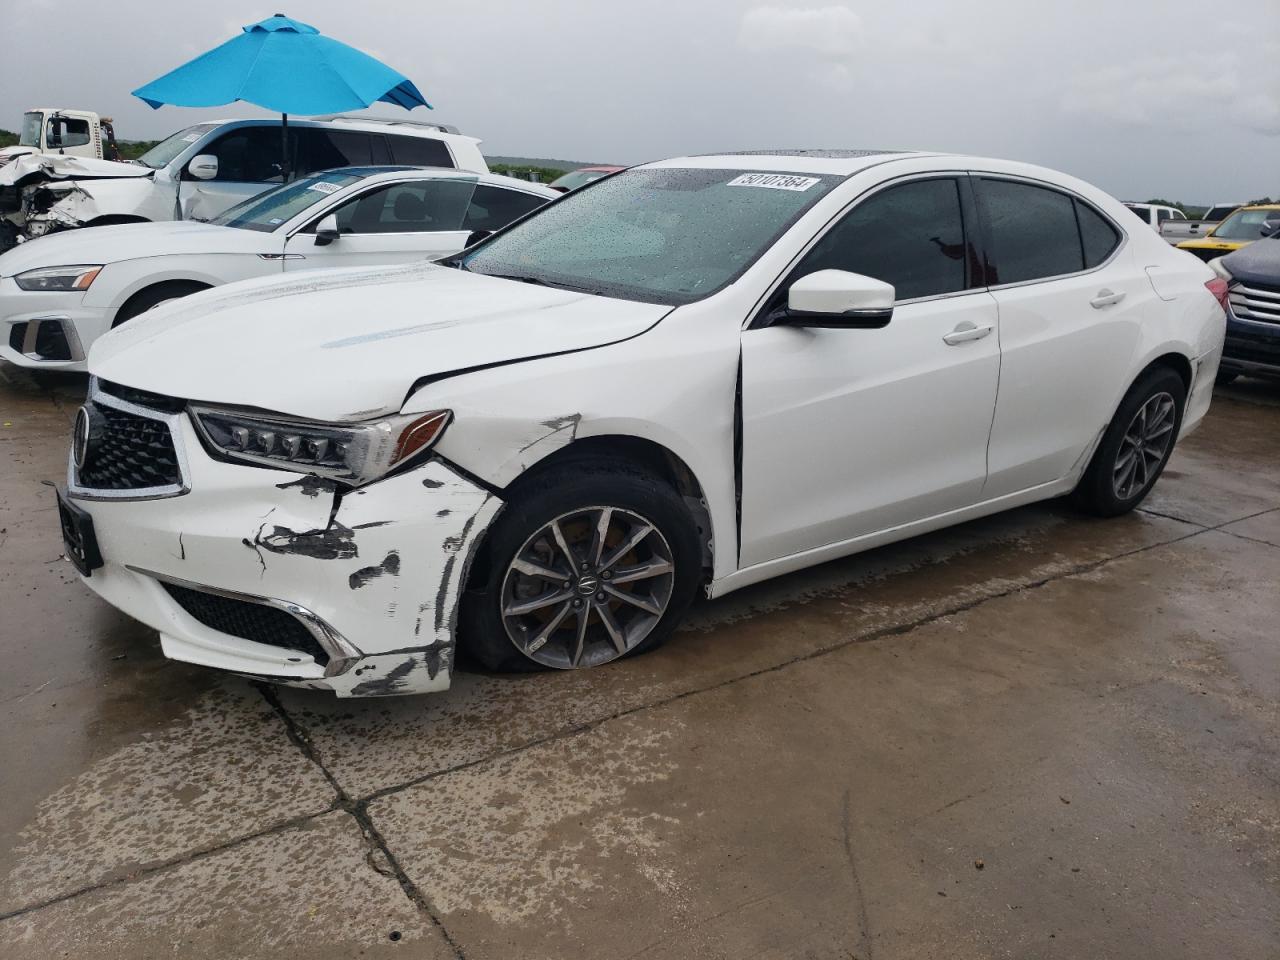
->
<box><xmin>1177</xmin><ymin>204</ymin><xmax>1280</xmax><ymax>262</ymax></box>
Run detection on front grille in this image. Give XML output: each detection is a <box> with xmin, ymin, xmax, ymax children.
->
<box><xmin>1230</xmin><ymin>281</ymin><xmax>1280</xmax><ymax>325</ymax></box>
<box><xmin>161</xmin><ymin>582</ymin><xmax>329</xmax><ymax>665</ymax></box>
<box><xmin>77</xmin><ymin>401</ymin><xmax>182</xmax><ymax>491</ymax></box>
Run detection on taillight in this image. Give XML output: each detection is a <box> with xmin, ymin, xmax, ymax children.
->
<box><xmin>1205</xmin><ymin>277</ymin><xmax>1230</xmax><ymax>313</ymax></box>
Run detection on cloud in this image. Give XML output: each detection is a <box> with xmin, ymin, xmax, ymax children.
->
<box><xmin>737</xmin><ymin>5</ymin><xmax>865</xmax><ymax>57</ymax></box>
<box><xmin>1062</xmin><ymin>55</ymin><xmax>1280</xmax><ymax>136</ymax></box>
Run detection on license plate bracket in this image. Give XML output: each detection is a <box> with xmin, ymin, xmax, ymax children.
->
<box><xmin>57</xmin><ymin>488</ymin><xmax>103</xmax><ymax>576</ymax></box>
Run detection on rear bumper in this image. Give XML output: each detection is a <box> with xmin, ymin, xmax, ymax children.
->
<box><xmin>68</xmin><ymin>405</ymin><xmax>502</xmax><ymax>696</ymax></box>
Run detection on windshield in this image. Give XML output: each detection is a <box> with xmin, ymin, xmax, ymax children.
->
<box><xmin>550</xmin><ymin>170</ymin><xmax>613</xmax><ymax>191</ymax></box>
<box><xmin>208</xmin><ymin>170</ymin><xmax>362</xmax><ymax>231</ymax></box>
<box><xmin>1212</xmin><ymin>208</ymin><xmax>1280</xmax><ymax>241</ymax></box>
<box><xmin>20</xmin><ymin>112</ymin><xmax>42</xmax><ymax>147</ymax></box>
<box><xmin>462</xmin><ymin>168</ymin><xmax>840</xmax><ymax>305</ymax></box>
<box><xmin>135</xmin><ymin>123</ymin><xmax>219</xmax><ymax>170</ymax></box>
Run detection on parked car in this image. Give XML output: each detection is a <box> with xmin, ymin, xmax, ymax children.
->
<box><xmin>548</xmin><ymin>165</ymin><xmax>624</xmax><ymax>192</ymax></box>
<box><xmin>0</xmin><ymin>108</ymin><xmax>121</xmax><ymax>166</ymax></box>
<box><xmin>1210</xmin><ymin>236</ymin><xmax>1280</xmax><ymax>382</ymax></box>
<box><xmin>1125</xmin><ymin>202</ymin><xmax>1185</xmax><ymax>231</ymax></box>
<box><xmin>1176</xmin><ymin>204</ymin><xmax>1280</xmax><ymax>262</ymax></box>
<box><xmin>0</xmin><ymin>115</ymin><xmax>486</xmax><ymax>251</ymax></box>
<box><xmin>1158</xmin><ymin>202</ymin><xmax>1243</xmax><ymax>244</ymax></box>
<box><xmin>57</xmin><ymin>150</ymin><xmax>1226</xmax><ymax>697</ymax></box>
<box><xmin>0</xmin><ymin>167</ymin><xmax>555</xmax><ymax>371</ymax></box>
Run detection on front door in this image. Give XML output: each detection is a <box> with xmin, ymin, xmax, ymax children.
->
<box><xmin>739</xmin><ymin>176</ymin><xmax>1000</xmax><ymax>568</ymax></box>
<box><xmin>178</xmin><ymin>126</ymin><xmax>281</xmax><ymax>222</ymax></box>
<box><xmin>283</xmin><ymin>179</ymin><xmax>476</xmax><ymax>270</ymax></box>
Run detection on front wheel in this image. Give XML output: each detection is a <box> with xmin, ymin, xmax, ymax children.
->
<box><xmin>1072</xmin><ymin>367</ymin><xmax>1185</xmax><ymax>517</ymax></box>
<box><xmin>461</xmin><ymin>461</ymin><xmax>702</xmax><ymax>672</ymax></box>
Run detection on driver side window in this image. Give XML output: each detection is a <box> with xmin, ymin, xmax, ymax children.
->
<box><xmin>326</xmin><ymin>180</ymin><xmax>477</xmax><ymax>234</ymax></box>
<box><xmin>792</xmin><ymin>178</ymin><xmax>971</xmax><ymax>302</ymax></box>
<box><xmin>199</xmin><ymin>127</ymin><xmax>282</xmax><ymax>183</ymax></box>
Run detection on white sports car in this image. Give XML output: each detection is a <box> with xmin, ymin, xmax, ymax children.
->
<box><xmin>0</xmin><ymin>166</ymin><xmax>556</xmax><ymax>370</ymax></box>
<box><xmin>58</xmin><ymin>149</ymin><xmax>1226</xmax><ymax>696</ymax></box>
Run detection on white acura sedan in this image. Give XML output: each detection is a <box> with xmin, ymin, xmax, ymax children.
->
<box><xmin>0</xmin><ymin>167</ymin><xmax>556</xmax><ymax>370</ymax></box>
<box><xmin>58</xmin><ymin>150</ymin><xmax>1226</xmax><ymax>696</ymax></box>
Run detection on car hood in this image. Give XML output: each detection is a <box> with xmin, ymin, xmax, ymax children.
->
<box><xmin>91</xmin><ymin>263</ymin><xmax>671</xmax><ymax>420</ymax></box>
<box><xmin>1222</xmin><ymin>237</ymin><xmax>1280</xmax><ymax>285</ymax></box>
<box><xmin>0</xmin><ymin>153</ymin><xmax>153</xmax><ymax>187</ymax></box>
<box><xmin>0</xmin><ymin>221</ymin><xmax>270</xmax><ymax>277</ymax></box>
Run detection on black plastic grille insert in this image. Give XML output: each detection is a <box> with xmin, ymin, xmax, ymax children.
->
<box><xmin>77</xmin><ymin>402</ymin><xmax>182</xmax><ymax>491</ymax></box>
<box><xmin>161</xmin><ymin>581</ymin><xmax>329</xmax><ymax>665</ymax></box>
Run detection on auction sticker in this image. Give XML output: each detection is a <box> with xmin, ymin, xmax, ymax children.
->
<box><xmin>182</xmin><ymin>133</ymin><xmax>202</xmax><ymax>143</ymax></box>
<box><xmin>727</xmin><ymin>173</ymin><xmax>820</xmax><ymax>191</ymax></box>
<box><xmin>308</xmin><ymin>182</ymin><xmax>342</xmax><ymax>194</ymax></box>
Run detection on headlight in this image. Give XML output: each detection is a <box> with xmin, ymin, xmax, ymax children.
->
<box><xmin>1207</xmin><ymin>257</ymin><xmax>1233</xmax><ymax>282</ymax></box>
<box><xmin>14</xmin><ymin>264</ymin><xmax>103</xmax><ymax>291</ymax></box>
<box><xmin>190</xmin><ymin>406</ymin><xmax>451</xmax><ymax>487</ymax></box>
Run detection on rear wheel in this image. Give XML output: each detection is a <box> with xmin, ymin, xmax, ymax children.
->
<box><xmin>1072</xmin><ymin>367</ymin><xmax>1185</xmax><ymax>517</ymax></box>
<box><xmin>112</xmin><ymin>281</ymin><xmax>210</xmax><ymax>328</ymax></box>
<box><xmin>461</xmin><ymin>461</ymin><xmax>702</xmax><ymax>672</ymax></box>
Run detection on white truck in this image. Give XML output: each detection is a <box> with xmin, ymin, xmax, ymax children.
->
<box><xmin>1157</xmin><ymin>202</ymin><xmax>1244</xmax><ymax>244</ymax></box>
<box><xmin>1</xmin><ymin>108</ymin><xmax>121</xmax><ymax>167</ymax></box>
<box><xmin>0</xmin><ymin>115</ymin><xmax>486</xmax><ymax>252</ymax></box>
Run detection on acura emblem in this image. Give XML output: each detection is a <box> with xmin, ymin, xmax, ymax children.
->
<box><xmin>73</xmin><ymin>405</ymin><xmax>94</xmax><ymax>471</ymax></box>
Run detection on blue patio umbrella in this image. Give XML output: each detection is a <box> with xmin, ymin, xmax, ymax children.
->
<box><xmin>132</xmin><ymin>14</ymin><xmax>430</xmax><ymax>181</ymax></box>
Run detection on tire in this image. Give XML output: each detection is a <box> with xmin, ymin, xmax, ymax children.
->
<box><xmin>1071</xmin><ymin>367</ymin><xmax>1186</xmax><ymax>517</ymax></box>
<box><xmin>461</xmin><ymin>459</ymin><xmax>702</xmax><ymax>673</ymax></box>
<box><xmin>112</xmin><ymin>281</ymin><xmax>210</xmax><ymax>328</ymax></box>
<box><xmin>1215</xmin><ymin>370</ymin><xmax>1238</xmax><ymax>387</ymax></box>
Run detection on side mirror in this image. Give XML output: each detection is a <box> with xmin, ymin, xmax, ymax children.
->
<box><xmin>187</xmin><ymin>155</ymin><xmax>218</xmax><ymax>180</ymax></box>
<box><xmin>778</xmin><ymin>269</ymin><xmax>895</xmax><ymax>328</ymax></box>
<box><xmin>465</xmin><ymin>228</ymin><xmax>493</xmax><ymax>248</ymax></box>
<box><xmin>314</xmin><ymin>214</ymin><xmax>340</xmax><ymax>246</ymax></box>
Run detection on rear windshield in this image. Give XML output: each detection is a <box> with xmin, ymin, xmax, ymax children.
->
<box><xmin>1204</xmin><ymin>205</ymin><xmax>1239</xmax><ymax>222</ymax></box>
<box><xmin>209</xmin><ymin>170</ymin><xmax>361</xmax><ymax>232</ymax></box>
<box><xmin>135</xmin><ymin>124</ymin><xmax>219</xmax><ymax>170</ymax></box>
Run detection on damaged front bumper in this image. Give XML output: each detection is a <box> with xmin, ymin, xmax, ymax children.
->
<box><xmin>67</xmin><ymin>390</ymin><xmax>502</xmax><ymax>696</ymax></box>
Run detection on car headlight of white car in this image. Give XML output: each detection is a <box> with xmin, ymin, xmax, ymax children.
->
<box><xmin>14</xmin><ymin>264</ymin><xmax>103</xmax><ymax>291</ymax></box>
<box><xmin>189</xmin><ymin>406</ymin><xmax>452</xmax><ymax>487</ymax></box>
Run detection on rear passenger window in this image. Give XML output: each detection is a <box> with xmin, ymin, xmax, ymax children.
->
<box><xmin>979</xmin><ymin>179</ymin><xmax>1083</xmax><ymax>284</ymax></box>
<box><xmin>462</xmin><ymin>186</ymin><xmax>549</xmax><ymax>232</ymax></box>
<box><xmin>388</xmin><ymin>135</ymin><xmax>453</xmax><ymax>168</ymax></box>
<box><xmin>794</xmin><ymin>178</ymin><xmax>969</xmax><ymax>301</ymax></box>
<box><xmin>1075</xmin><ymin>200</ymin><xmax>1120</xmax><ymax>268</ymax></box>
<box><xmin>294</xmin><ymin>130</ymin><xmax>375</xmax><ymax>174</ymax></box>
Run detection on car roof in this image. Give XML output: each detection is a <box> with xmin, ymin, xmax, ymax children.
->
<box><xmin>309</xmin><ymin>165</ymin><xmax>559</xmax><ymax>195</ymax></box>
<box><xmin>205</xmin><ymin>116</ymin><xmax>478</xmax><ymax>144</ymax></box>
<box><xmin>647</xmin><ymin>149</ymin><xmax>929</xmax><ymax>176</ymax></box>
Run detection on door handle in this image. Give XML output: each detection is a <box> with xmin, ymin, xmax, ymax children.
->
<box><xmin>1090</xmin><ymin>288</ymin><xmax>1126</xmax><ymax>308</ymax></box>
<box><xmin>942</xmin><ymin>322</ymin><xmax>994</xmax><ymax>345</ymax></box>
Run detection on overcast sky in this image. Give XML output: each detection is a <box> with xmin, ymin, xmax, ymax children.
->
<box><xmin>4</xmin><ymin>0</ymin><xmax>1277</xmax><ymax>202</ymax></box>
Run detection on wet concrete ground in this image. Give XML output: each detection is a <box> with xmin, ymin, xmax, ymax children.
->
<box><xmin>1</xmin><ymin>361</ymin><xmax>1277</xmax><ymax>959</ymax></box>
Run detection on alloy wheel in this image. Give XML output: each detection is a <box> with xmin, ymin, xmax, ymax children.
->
<box><xmin>499</xmin><ymin>506</ymin><xmax>676</xmax><ymax>669</ymax></box>
<box><xmin>1112</xmin><ymin>391</ymin><xmax>1176</xmax><ymax>500</ymax></box>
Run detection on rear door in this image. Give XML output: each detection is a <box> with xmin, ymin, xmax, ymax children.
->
<box><xmin>976</xmin><ymin>176</ymin><xmax>1147</xmax><ymax>498</ymax></box>
<box><xmin>283</xmin><ymin>178</ymin><xmax>476</xmax><ymax>269</ymax></box>
<box><xmin>738</xmin><ymin>175</ymin><xmax>1001</xmax><ymax>567</ymax></box>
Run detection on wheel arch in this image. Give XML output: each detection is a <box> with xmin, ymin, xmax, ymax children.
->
<box><xmin>465</xmin><ymin>434</ymin><xmax>716</xmax><ymax>590</ymax></box>
<box><xmin>112</xmin><ymin>278</ymin><xmax>213</xmax><ymax>328</ymax></box>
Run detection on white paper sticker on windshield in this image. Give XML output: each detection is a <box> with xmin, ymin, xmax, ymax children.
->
<box><xmin>181</xmin><ymin>133</ymin><xmax>201</xmax><ymax>143</ymax></box>
<box><xmin>308</xmin><ymin>182</ymin><xmax>341</xmax><ymax>195</ymax></box>
<box><xmin>268</xmin><ymin>218</ymin><xmax>284</xmax><ymax>224</ymax></box>
<box><xmin>727</xmin><ymin>173</ymin><xmax>820</xmax><ymax>192</ymax></box>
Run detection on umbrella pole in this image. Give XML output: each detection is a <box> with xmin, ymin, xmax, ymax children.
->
<box><xmin>281</xmin><ymin>113</ymin><xmax>291</xmax><ymax>182</ymax></box>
